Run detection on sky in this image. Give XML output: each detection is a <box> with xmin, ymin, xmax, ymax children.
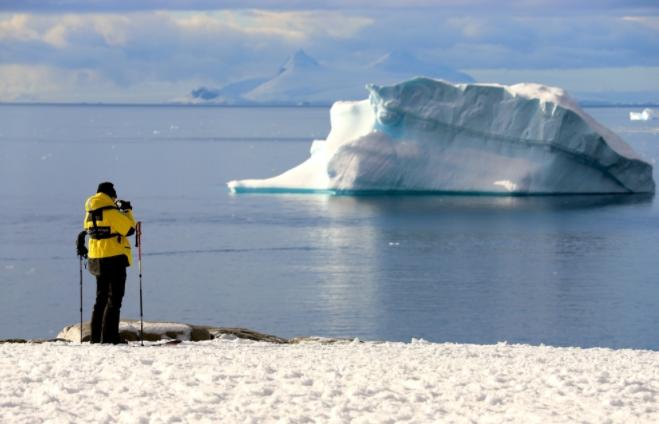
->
<box><xmin>0</xmin><ymin>0</ymin><xmax>658</xmax><ymax>102</ymax></box>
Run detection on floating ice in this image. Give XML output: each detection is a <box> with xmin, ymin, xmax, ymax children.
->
<box><xmin>629</xmin><ymin>108</ymin><xmax>657</xmax><ymax>121</ymax></box>
<box><xmin>228</xmin><ymin>78</ymin><xmax>655</xmax><ymax>194</ymax></box>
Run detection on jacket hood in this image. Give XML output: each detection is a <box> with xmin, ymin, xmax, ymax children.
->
<box><xmin>85</xmin><ymin>192</ymin><xmax>116</xmax><ymax>212</ymax></box>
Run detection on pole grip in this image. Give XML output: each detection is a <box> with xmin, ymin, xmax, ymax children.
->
<box><xmin>135</xmin><ymin>221</ymin><xmax>141</xmax><ymax>248</ymax></box>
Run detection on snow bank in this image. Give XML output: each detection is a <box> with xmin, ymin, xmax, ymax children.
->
<box><xmin>630</xmin><ymin>108</ymin><xmax>657</xmax><ymax>121</ymax></box>
<box><xmin>1</xmin><ymin>340</ymin><xmax>658</xmax><ymax>423</ymax></box>
<box><xmin>228</xmin><ymin>78</ymin><xmax>655</xmax><ymax>194</ymax></box>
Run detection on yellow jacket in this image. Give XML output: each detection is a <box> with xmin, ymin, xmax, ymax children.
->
<box><xmin>83</xmin><ymin>193</ymin><xmax>136</xmax><ymax>266</ymax></box>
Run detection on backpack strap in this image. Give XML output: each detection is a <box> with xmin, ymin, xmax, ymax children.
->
<box><xmin>87</xmin><ymin>205</ymin><xmax>123</xmax><ymax>242</ymax></box>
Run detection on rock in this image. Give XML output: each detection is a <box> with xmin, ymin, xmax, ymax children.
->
<box><xmin>57</xmin><ymin>320</ymin><xmax>288</xmax><ymax>344</ymax></box>
<box><xmin>54</xmin><ymin>321</ymin><xmax>362</xmax><ymax>345</ymax></box>
<box><xmin>206</xmin><ymin>327</ymin><xmax>287</xmax><ymax>344</ymax></box>
<box><xmin>289</xmin><ymin>336</ymin><xmax>363</xmax><ymax>344</ymax></box>
<box><xmin>58</xmin><ymin>322</ymin><xmax>91</xmax><ymax>342</ymax></box>
<box><xmin>190</xmin><ymin>326</ymin><xmax>212</xmax><ymax>341</ymax></box>
<box><xmin>0</xmin><ymin>338</ymin><xmax>69</xmax><ymax>344</ymax></box>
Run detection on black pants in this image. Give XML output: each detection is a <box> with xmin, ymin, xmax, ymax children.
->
<box><xmin>90</xmin><ymin>256</ymin><xmax>127</xmax><ymax>344</ymax></box>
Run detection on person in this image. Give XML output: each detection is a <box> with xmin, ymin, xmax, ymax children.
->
<box><xmin>83</xmin><ymin>182</ymin><xmax>136</xmax><ymax>344</ymax></box>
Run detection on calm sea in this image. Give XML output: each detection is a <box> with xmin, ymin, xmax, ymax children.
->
<box><xmin>1</xmin><ymin>104</ymin><xmax>658</xmax><ymax>349</ymax></box>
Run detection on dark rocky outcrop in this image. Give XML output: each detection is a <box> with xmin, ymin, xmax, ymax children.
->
<box><xmin>0</xmin><ymin>338</ymin><xmax>69</xmax><ymax>344</ymax></box>
<box><xmin>56</xmin><ymin>320</ymin><xmax>289</xmax><ymax>344</ymax></box>
<box><xmin>1</xmin><ymin>321</ymin><xmax>360</xmax><ymax>345</ymax></box>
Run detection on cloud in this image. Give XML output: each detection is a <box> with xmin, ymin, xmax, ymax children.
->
<box><xmin>0</xmin><ymin>3</ymin><xmax>658</xmax><ymax>101</ymax></box>
<box><xmin>0</xmin><ymin>63</ymin><xmax>209</xmax><ymax>102</ymax></box>
<box><xmin>0</xmin><ymin>10</ymin><xmax>372</xmax><ymax>83</ymax></box>
<box><xmin>623</xmin><ymin>15</ymin><xmax>659</xmax><ymax>30</ymax></box>
<box><xmin>166</xmin><ymin>10</ymin><xmax>372</xmax><ymax>41</ymax></box>
<box><xmin>478</xmin><ymin>67</ymin><xmax>659</xmax><ymax>90</ymax></box>
<box><xmin>0</xmin><ymin>14</ymin><xmax>38</xmax><ymax>41</ymax></box>
<box><xmin>338</xmin><ymin>10</ymin><xmax>659</xmax><ymax>69</ymax></box>
<box><xmin>1</xmin><ymin>0</ymin><xmax>658</xmax><ymax>13</ymax></box>
<box><xmin>0</xmin><ymin>64</ymin><xmax>109</xmax><ymax>101</ymax></box>
<box><xmin>0</xmin><ymin>13</ymin><xmax>133</xmax><ymax>48</ymax></box>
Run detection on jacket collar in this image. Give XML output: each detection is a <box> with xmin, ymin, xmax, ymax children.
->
<box><xmin>85</xmin><ymin>192</ymin><xmax>116</xmax><ymax>212</ymax></box>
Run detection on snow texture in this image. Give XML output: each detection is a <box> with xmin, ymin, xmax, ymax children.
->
<box><xmin>2</xmin><ymin>340</ymin><xmax>658</xmax><ymax>423</ymax></box>
<box><xmin>630</xmin><ymin>108</ymin><xmax>657</xmax><ymax>121</ymax></box>
<box><xmin>228</xmin><ymin>78</ymin><xmax>655</xmax><ymax>194</ymax></box>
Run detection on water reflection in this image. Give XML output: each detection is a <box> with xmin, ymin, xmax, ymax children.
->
<box><xmin>267</xmin><ymin>192</ymin><xmax>659</xmax><ymax>347</ymax></box>
<box><xmin>324</xmin><ymin>193</ymin><xmax>654</xmax><ymax>215</ymax></box>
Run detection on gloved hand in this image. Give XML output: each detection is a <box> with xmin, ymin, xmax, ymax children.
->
<box><xmin>116</xmin><ymin>200</ymin><xmax>133</xmax><ymax>211</ymax></box>
<box><xmin>76</xmin><ymin>231</ymin><xmax>88</xmax><ymax>258</ymax></box>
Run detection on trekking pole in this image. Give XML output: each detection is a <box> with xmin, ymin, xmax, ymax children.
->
<box><xmin>76</xmin><ymin>230</ymin><xmax>87</xmax><ymax>344</ymax></box>
<box><xmin>79</xmin><ymin>255</ymin><xmax>83</xmax><ymax>344</ymax></box>
<box><xmin>136</xmin><ymin>221</ymin><xmax>144</xmax><ymax>346</ymax></box>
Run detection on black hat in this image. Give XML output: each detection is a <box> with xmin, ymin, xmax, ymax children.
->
<box><xmin>97</xmin><ymin>181</ymin><xmax>117</xmax><ymax>198</ymax></box>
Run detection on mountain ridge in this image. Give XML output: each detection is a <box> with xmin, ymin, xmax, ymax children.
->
<box><xmin>188</xmin><ymin>50</ymin><xmax>475</xmax><ymax>105</ymax></box>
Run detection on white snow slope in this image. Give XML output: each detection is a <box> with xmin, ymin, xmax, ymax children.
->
<box><xmin>2</xmin><ymin>339</ymin><xmax>658</xmax><ymax>423</ymax></box>
<box><xmin>228</xmin><ymin>77</ymin><xmax>655</xmax><ymax>194</ymax></box>
<box><xmin>190</xmin><ymin>50</ymin><xmax>474</xmax><ymax>105</ymax></box>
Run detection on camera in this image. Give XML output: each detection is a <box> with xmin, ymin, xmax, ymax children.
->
<box><xmin>116</xmin><ymin>200</ymin><xmax>133</xmax><ymax>211</ymax></box>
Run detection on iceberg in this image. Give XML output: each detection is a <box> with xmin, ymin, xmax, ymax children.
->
<box><xmin>629</xmin><ymin>108</ymin><xmax>657</xmax><ymax>121</ymax></box>
<box><xmin>228</xmin><ymin>78</ymin><xmax>655</xmax><ymax>194</ymax></box>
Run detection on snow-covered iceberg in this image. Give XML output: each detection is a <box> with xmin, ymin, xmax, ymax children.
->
<box><xmin>228</xmin><ymin>78</ymin><xmax>655</xmax><ymax>194</ymax></box>
<box><xmin>629</xmin><ymin>108</ymin><xmax>657</xmax><ymax>121</ymax></box>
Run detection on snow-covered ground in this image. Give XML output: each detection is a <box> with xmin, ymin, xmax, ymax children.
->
<box><xmin>2</xmin><ymin>339</ymin><xmax>658</xmax><ymax>423</ymax></box>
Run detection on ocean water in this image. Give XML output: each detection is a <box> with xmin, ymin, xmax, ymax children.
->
<box><xmin>1</xmin><ymin>104</ymin><xmax>658</xmax><ymax>349</ymax></box>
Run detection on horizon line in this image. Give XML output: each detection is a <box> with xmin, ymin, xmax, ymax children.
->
<box><xmin>1</xmin><ymin>101</ymin><xmax>657</xmax><ymax>109</ymax></box>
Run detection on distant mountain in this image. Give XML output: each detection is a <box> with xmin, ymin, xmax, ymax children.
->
<box><xmin>214</xmin><ymin>78</ymin><xmax>269</xmax><ymax>103</ymax></box>
<box><xmin>370</xmin><ymin>51</ymin><xmax>474</xmax><ymax>83</ymax></box>
<box><xmin>187</xmin><ymin>49</ymin><xmax>475</xmax><ymax>105</ymax></box>
<box><xmin>242</xmin><ymin>50</ymin><xmax>354</xmax><ymax>104</ymax></box>
<box><xmin>277</xmin><ymin>49</ymin><xmax>321</xmax><ymax>74</ymax></box>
